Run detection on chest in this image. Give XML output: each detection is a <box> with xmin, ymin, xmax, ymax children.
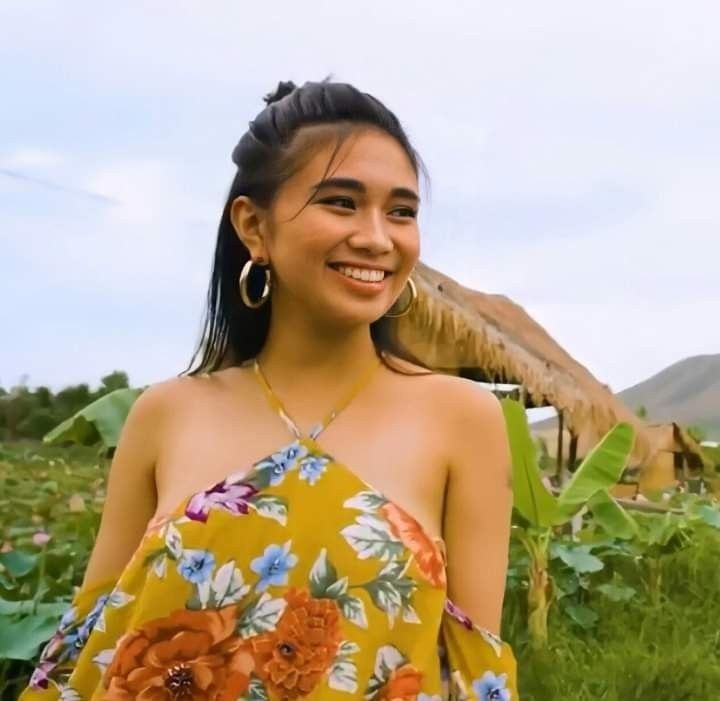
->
<box><xmin>153</xmin><ymin>379</ymin><xmax>450</xmax><ymax>540</ymax></box>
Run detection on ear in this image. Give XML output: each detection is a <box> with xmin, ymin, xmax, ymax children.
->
<box><xmin>230</xmin><ymin>196</ymin><xmax>270</xmax><ymax>261</ymax></box>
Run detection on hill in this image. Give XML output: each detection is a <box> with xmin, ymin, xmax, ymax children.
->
<box><xmin>533</xmin><ymin>354</ymin><xmax>720</xmax><ymax>440</ymax></box>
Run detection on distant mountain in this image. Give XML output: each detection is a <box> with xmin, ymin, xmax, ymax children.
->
<box><xmin>533</xmin><ymin>354</ymin><xmax>720</xmax><ymax>440</ymax></box>
<box><xmin>617</xmin><ymin>354</ymin><xmax>720</xmax><ymax>440</ymax></box>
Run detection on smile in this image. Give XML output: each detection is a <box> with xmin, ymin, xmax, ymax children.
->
<box><xmin>327</xmin><ymin>263</ymin><xmax>392</xmax><ymax>290</ymax></box>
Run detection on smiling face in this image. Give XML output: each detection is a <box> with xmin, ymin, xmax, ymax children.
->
<box><xmin>231</xmin><ymin>125</ymin><xmax>421</xmax><ymax>329</ymax></box>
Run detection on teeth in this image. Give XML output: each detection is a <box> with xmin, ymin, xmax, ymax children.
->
<box><xmin>336</xmin><ymin>266</ymin><xmax>386</xmax><ymax>282</ymax></box>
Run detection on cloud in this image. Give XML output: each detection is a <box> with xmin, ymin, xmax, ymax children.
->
<box><xmin>1</xmin><ymin>1</ymin><xmax>719</xmax><ymax>392</ymax></box>
<box><xmin>2</xmin><ymin>147</ymin><xmax>63</xmax><ymax>171</ymax></box>
<box><xmin>2</xmin><ymin>157</ymin><xmax>217</xmax><ymax>297</ymax></box>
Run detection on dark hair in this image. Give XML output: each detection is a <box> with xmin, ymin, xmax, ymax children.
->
<box><xmin>181</xmin><ymin>77</ymin><xmax>432</xmax><ymax>378</ymax></box>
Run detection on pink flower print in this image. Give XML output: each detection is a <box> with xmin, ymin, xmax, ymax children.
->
<box><xmin>185</xmin><ymin>480</ymin><xmax>259</xmax><ymax>523</ymax></box>
<box><xmin>29</xmin><ymin>660</ymin><xmax>57</xmax><ymax>690</ymax></box>
<box><xmin>445</xmin><ymin>599</ymin><xmax>474</xmax><ymax>630</ymax></box>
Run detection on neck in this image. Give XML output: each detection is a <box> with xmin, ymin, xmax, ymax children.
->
<box><xmin>255</xmin><ymin>304</ymin><xmax>381</xmax><ymax>390</ymax></box>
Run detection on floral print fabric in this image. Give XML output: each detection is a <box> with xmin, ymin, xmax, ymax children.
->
<box><xmin>21</xmin><ymin>435</ymin><xmax>518</xmax><ymax>701</ymax></box>
<box><xmin>21</xmin><ymin>438</ymin><xmax>518</xmax><ymax>701</ymax></box>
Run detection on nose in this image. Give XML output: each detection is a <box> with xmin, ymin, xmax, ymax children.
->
<box><xmin>348</xmin><ymin>210</ymin><xmax>394</xmax><ymax>254</ymax></box>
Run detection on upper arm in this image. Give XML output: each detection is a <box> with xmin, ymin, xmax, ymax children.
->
<box><xmin>442</xmin><ymin>379</ymin><xmax>513</xmax><ymax>636</ymax></box>
<box><xmin>81</xmin><ymin>380</ymin><xmax>173</xmax><ymax>589</ymax></box>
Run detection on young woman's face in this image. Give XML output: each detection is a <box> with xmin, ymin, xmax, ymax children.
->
<box><xmin>239</xmin><ymin>127</ymin><xmax>421</xmax><ymax>328</ymax></box>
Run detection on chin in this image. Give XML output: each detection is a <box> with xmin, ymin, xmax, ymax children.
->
<box><xmin>326</xmin><ymin>303</ymin><xmax>388</xmax><ymax>327</ymax></box>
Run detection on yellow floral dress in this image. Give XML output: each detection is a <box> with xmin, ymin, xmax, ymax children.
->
<box><xmin>21</xmin><ymin>358</ymin><xmax>519</xmax><ymax>701</ymax></box>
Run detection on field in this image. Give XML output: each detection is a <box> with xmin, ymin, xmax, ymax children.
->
<box><xmin>1</xmin><ymin>441</ymin><xmax>720</xmax><ymax>700</ymax></box>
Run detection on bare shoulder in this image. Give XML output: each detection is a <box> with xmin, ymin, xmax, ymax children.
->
<box><xmin>136</xmin><ymin>369</ymin><xmax>226</xmax><ymax>408</ymax></box>
<box><xmin>381</xmin><ymin>353</ymin><xmax>500</xmax><ymax>415</ymax></box>
<box><xmin>431</xmin><ymin>373</ymin><xmax>503</xmax><ymax>423</ymax></box>
<box><xmin>420</xmin><ymin>373</ymin><xmax>509</xmax><ymax>476</ymax></box>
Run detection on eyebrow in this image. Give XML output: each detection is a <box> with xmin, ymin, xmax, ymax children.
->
<box><xmin>309</xmin><ymin>177</ymin><xmax>420</xmax><ymax>204</ymax></box>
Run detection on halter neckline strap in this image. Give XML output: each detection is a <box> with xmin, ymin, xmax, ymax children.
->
<box><xmin>251</xmin><ymin>356</ymin><xmax>382</xmax><ymax>440</ymax></box>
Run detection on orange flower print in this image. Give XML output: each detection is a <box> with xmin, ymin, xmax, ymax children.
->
<box><xmin>381</xmin><ymin>502</ymin><xmax>447</xmax><ymax>588</ymax></box>
<box><xmin>103</xmin><ymin>606</ymin><xmax>253</xmax><ymax>700</ymax></box>
<box><xmin>377</xmin><ymin>664</ymin><xmax>424</xmax><ymax>701</ymax></box>
<box><xmin>251</xmin><ymin>588</ymin><xmax>342</xmax><ymax>699</ymax></box>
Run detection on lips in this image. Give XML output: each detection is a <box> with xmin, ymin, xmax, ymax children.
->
<box><xmin>327</xmin><ymin>265</ymin><xmax>390</xmax><ymax>291</ymax></box>
<box><xmin>327</xmin><ymin>262</ymin><xmax>394</xmax><ymax>274</ymax></box>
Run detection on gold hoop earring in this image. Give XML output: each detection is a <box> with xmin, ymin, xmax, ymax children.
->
<box><xmin>238</xmin><ymin>259</ymin><xmax>271</xmax><ymax>308</ymax></box>
<box><xmin>385</xmin><ymin>276</ymin><xmax>417</xmax><ymax>318</ymax></box>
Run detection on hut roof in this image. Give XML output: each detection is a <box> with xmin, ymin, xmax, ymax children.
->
<box><xmin>394</xmin><ymin>261</ymin><xmax>655</xmax><ymax>463</ymax></box>
<box><xmin>644</xmin><ymin>422</ymin><xmax>714</xmax><ymax>473</ymax></box>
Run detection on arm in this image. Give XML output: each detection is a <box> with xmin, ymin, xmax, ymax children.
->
<box><xmin>443</xmin><ymin>379</ymin><xmax>513</xmax><ymax>637</ymax></box>
<box><xmin>80</xmin><ymin>380</ymin><xmax>168</xmax><ymax>588</ymax></box>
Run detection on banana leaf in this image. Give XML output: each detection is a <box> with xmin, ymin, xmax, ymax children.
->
<box><xmin>43</xmin><ymin>387</ymin><xmax>144</xmax><ymax>449</ymax></box>
<box><xmin>555</xmin><ymin>422</ymin><xmax>635</xmax><ymax>524</ymax></box>
<box><xmin>587</xmin><ymin>488</ymin><xmax>639</xmax><ymax>539</ymax></box>
<box><xmin>501</xmin><ymin>398</ymin><xmax>559</xmax><ymax>527</ymax></box>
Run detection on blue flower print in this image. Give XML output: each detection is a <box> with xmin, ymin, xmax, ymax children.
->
<box><xmin>251</xmin><ymin>541</ymin><xmax>298</xmax><ymax>592</ymax></box>
<box><xmin>61</xmin><ymin>629</ymin><xmax>88</xmax><ymax>662</ymax></box>
<box><xmin>473</xmin><ymin>671</ymin><xmax>511</xmax><ymax>701</ymax></box>
<box><xmin>266</xmin><ymin>443</ymin><xmax>308</xmax><ymax>486</ymax></box>
<box><xmin>177</xmin><ymin>549</ymin><xmax>215</xmax><ymax>584</ymax></box>
<box><xmin>58</xmin><ymin>605</ymin><xmax>78</xmax><ymax>632</ymax></box>
<box><xmin>299</xmin><ymin>455</ymin><xmax>330</xmax><ymax>486</ymax></box>
<box><xmin>76</xmin><ymin>593</ymin><xmax>109</xmax><ymax>642</ymax></box>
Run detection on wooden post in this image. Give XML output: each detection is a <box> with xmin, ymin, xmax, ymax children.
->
<box><xmin>519</xmin><ymin>385</ymin><xmax>527</xmax><ymax>408</ymax></box>
<box><xmin>555</xmin><ymin>410</ymin><xmax>564</xmax><ymax>481</ymax></box>
<box><xmin>568</xmin><ymin>433</ymin><xmax>579</xmax><ymax>473</ymax></box>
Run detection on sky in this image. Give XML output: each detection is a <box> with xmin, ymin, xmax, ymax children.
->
<box><xmin>1</xmin><ymin>1</ymin><xmax>718</xmax><ymax>401</ymax></box>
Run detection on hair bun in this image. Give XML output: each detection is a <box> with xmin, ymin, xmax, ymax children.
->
<box><xmin>262</xmin><ymin>80</ymin><xmax>298</xmax><ymax>106</ymax></box>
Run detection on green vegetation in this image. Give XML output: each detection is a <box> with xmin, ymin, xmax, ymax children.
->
<box><xmin>1</xmin><ymin>394</ymin><xmax>719</xmax><ymax>699</ymax></box>
<box><xmin>0</xmin><ymin>372</ymin><xmax>131</xmax><ymax>443</ymax></box>
<box><xmin>0</xmin><ymin>442</ymin><xmax>104</xmax><ymax>696</ymax></box>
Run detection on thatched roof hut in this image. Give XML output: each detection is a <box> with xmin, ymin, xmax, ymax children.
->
<box><xmin>642</xmin><ymin>422</ymin><xmax>714</xmax><ymax>484</ymax></box>
<box><xmin>394</xmin><ymin>262</ymin><xmax>656</xmax><ymax>465</ymax></box>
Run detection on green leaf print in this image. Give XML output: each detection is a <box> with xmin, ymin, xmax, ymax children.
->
<box><xmin>391</xmin><ymin>574</ymin><xmax>417</xmax><ymax>603</ymax></box>
<box><xmin>377</xmin><ymin>560</ymin><xmax>408</xmax><ymax>579</ymax></box>
<box><xmin>401</xmin><ymin>604</ymin><xmax>421</xmax><ymax>624</ymax></box>
<box><xmin>237</xmin><ymin>593</ymin><xmax>287</xmax><ymax>638</ymax></box>
<box><xmin>94</xmin><ymin>590</ymin><xmax>134</xmax><ymax>633</ymax></box>
<box><xmin>246</xmin><ymin>466</ymin><xmax>274</xmax><ymax>490</ymax></box>
<box><xmin>186</xmin><ymin>593</ymin><xmax>203</xmax><ymax>610</ymax></box>
<box><xmin>343</xmin><ymin>491</ymin><xmax>388</xmax><ymax>513</ymax></box>
<box><xmin>164</xmin><ymin>522</ymin><xmax>183</xmax><ymax>559</ymax></box>
<box><xmin>338</xmin><ymin>641</ymin><xmax>361</xmax><ymax>655</ymax></box>
<box><xmin>325</xmin><ymin>577</ymin><xmax>349</xmax><ymax>598</ymax></box>
<box><xmin>251</xmin><ymin>495</ymin><xmax>288</xmax><ymax>526</ymax></box>
<box><xmin>329</xmin><ymin>658</ymin><xmax>359</xmax><ymax>694</ymax></box>
<box><xmin>329</xmin><ymin>640</ymin><xmax>361</xmax><ymax>693</ymax></box>
<box><xmin>362</xmin><ymin>568</ymin><xmax>418</xmax><ymax>627</ymax></box>
<box><xmin>340</xmin><ymin>514</ymin><xmax>404</xmax><ymax>561</ymax></box>
<box><xmin>244</xmin><ymin>675</ymin><xmax>269</xmax><ymax>701</ymax></box>
<box><xmin>142</xmin><ymin>547</ymin><xmax>169</xmax><ymax>579</ymax></box>
<box><xmin>364</xmin><ymin>579</ymin><xmax>402</xmax><ymax>624</ymax></box>
<box><xmin>211</xmin><ymin>560</ymin><xmax>251</xmax><ymax>607</ymax></box>
<box><xmin>92</xmin><ymin>648</ymin><xmax>114</xmax><ymax>675</ymax></box>
<box><xmin>152</xmin><ymin>556</ymin><xmax>167</xmax><ymax>578</ymax></box>
<box><xmin>142</xmin><ymin>547</ymin><xmax>166</xmax><ymax>568</ymax></box>
<box><xmin>309</xmin><ymin>548</ymin><xmax>339</xmax><ymax>597</ymax></box>
<box><xmin>338</xmin><ymin>594</ymin><xmax>369</xmax><ymax>629</ymax></box>
<box><xmin>365</xmin><ymin>645</ymin><xmax>408</xmax><ymax>700</ymax></box>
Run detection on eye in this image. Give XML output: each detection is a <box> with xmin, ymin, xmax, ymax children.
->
<box><xmin>391</xmin><ymin>206</ymin><xmax>418</xmax><ymax>219</ymax></box>
<box><xmin>320</xmin><ymin>196</ymin><xmax>355</xmax><ymax>209</ymax></box>
<box><xmin>319</xmin><ymin>197</ymin><xmax>417</xmax><ymax>219</ymax></box>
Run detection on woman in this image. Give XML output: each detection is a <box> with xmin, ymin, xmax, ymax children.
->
<box><xmin>22</xmin><ymin>79</ymin><xmax>518</xmax><ymax>700</ymax></box>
